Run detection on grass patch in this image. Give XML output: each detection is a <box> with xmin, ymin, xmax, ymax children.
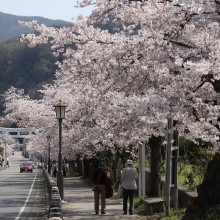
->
<box><xmin>178</xmin><ymin>165</ymin><xmax>203</xmax><ymax>190</ymax></box>
<box><xmin>205</xmin><ymin>213</ymin><xmax>220</xmax><ymax>220</ymax></box>
<box><xmin>159</xmin><ymin>162</ymin><xmax>203</xmax><ymax>190</ymax></box>
<box><xmin>134</xmin><ymin>197</ymin><xmax>147</xmax><ymax>215</ymax></box>
<box><xmin>67</xmin><ymin>169</ymin><xmax>80</xmax><ymax>177</ymax></box>
<box><xmin>160</xmin><ymin>208</ymin><xmax>186</xmax><ymax>220</ymax></box>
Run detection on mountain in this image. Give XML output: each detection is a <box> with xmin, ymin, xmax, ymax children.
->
<box><xmin>0</xmin><ymin>12</ymin><xmax>71</xmax><ymax>115</ymax></box>
<box><xmin>0</xmin><ymin>39</ymin><xmax>59</xmax><ymax>115</ymax></box>
<box><xmin>0</xmin><ymin>11</ymin><xmax>71</xmax><ymax>43</ymax></box>
<box><xmin>0</xmin><ymin>12</ymin><xmax>118</xmax><ymax>116</ymax></box>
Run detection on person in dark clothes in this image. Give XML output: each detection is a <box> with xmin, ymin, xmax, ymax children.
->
<box><xmin>92</xmin><ymin>161</ymin><xmax>108</xmax><ymax>215</ymax></box>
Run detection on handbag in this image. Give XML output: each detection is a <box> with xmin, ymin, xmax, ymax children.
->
<box><xmin>105</xmin><ymin>184</ymin><xmax>113</xmax><ymax>198</ymax></box>
<box><xmin>92</xmin><ymin>185</ymin><xmax>97</xmax><ymax>191</ymax></box>
<box><xmin>92</xmin><ymin>171</ymin><xmax>102</xmax><ymax>191</ymax></box>
<box><xmin>105</xmin><ymin>173</ymin><xmax>113</xmax><ymax>198</ymax></box>
<box><xmin>117</xmin><ymin>183</ymin><xmax>123</xmax><ymax>198</ymax></box>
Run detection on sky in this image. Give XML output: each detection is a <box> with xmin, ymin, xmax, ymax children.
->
<box><xmin>0</xmin><ymin>0</ymin><xmax>93</xmax><ymax>22</ymax></box>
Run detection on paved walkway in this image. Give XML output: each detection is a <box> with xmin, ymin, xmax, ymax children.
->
<box><xmin>62</xmin><ymin>177</ymin><xmax>146</xmax><ymax>220</ymax></box>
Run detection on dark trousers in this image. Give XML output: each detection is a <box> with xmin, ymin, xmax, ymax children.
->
<box><xmin>123</xmin><ymin>189</ymin><xmax>135</xmax><ymax>214</ymax></box>
<box><xmin>52</xmin><ymin>170</ymin><xmax>57</xmax><ymax>177</ymax></box>
<box><xmin>63</xmin><ymin>168</ymin><xmax>66</xmax><ymax>177</ymax></box>
<box><xmin>94</xmin><ymin>184</ymin><xmax>106</xmax><ymax>213</ymax></box>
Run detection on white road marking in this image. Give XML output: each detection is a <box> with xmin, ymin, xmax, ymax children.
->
<box><xmin>15</xmin><ymin>172</ymin><xmax>38</xmax><ymax>220</ymax></box>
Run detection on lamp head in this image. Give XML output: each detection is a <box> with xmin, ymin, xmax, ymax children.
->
<box><xmin>54</xmin><ymin>100</ymin><xmax>67</xmax><ymax>119</ymax></box>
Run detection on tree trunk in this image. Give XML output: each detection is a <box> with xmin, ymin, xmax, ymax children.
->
<box><xmin>148</xmin><ymin>135</ymin><xmax>164</xmax><ymax>197</ymax></box>
<box><xmin>183</xmin><ymin>153</ymin><xmax>220</xmax><ymax>219</ymax></box>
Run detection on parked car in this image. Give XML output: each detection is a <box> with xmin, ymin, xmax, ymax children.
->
<box><xmin>20</xmin><ymin>162</ymin><xmax>33</xmax><ymax>173</ymax></box>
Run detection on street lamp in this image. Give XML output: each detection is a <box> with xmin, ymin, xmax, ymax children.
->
<box><xmin>54</xmin><ymin>100</ymin><xmax>67</xmax><ymax>200</ymax></box>
<box><xmin>47</xmin><ymin>135</ymin><xmax>51</xmax><ymax>174</ymax></box>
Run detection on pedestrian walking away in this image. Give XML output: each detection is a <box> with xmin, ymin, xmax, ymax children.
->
<box><xmin>92</xmin><ymin>161</ymin><xmax>110</xmax><ymax>215</ymax></box>
<box><xmin>63</xmin><ymin>161</ymin><xmax>67</xmax><ymax>177</ymax></box>
<box><xmin>6</xmin><ymin>157</ymin><xmax>10</xmax><ymax>167</ymax></box>
<box><xmin>121</xmin><ymin>159</ymin><xmax>138</xmax><ymax>215</ymax></box>
<box><xmin>52</xmin><ymin>161</ymin><xmax>58</xmax><ymax>177</ymax></box>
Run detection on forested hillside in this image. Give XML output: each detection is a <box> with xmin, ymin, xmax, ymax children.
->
<box><xmin>0</xmin><ymin>12</ymin><xmax>72</xmax><ymax>115</ymax></box>
<box><xmin>0</xmin><ymin>12</ymin><xmax>117</xmax><ymax>116</ymax></box>
<box><xmin>0</xmin><ymin>11</ymin><xmax>71</xmax><ymax>43</ymax></box>
<box><xmin>0</xmin><ymin>39</ymin><xmax>59</xmax><ymax>114</ymax></box>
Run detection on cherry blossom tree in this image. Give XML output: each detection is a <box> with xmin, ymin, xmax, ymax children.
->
<box><xmin>3</xmin><ymin>1</ymin><xmax>220</xmax><ymax>214</ymax></box>
<box><xmin>0</xmin><ymin>133</ymin><xmax>15</xmax><ymax>156</ymax></box>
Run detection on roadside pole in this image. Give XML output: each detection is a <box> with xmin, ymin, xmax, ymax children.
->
<box><xmin>138</xmin><ymin>143</ymin><xmax>142</xmax><ymax>197</ymax></box>
<box><xmin>172</xmin><ymin>128</ymin><xmax>179</xmax><ymax>209</ymax></box>
<box><xmin>138</xmin><ymin>142</ymin><xmax>146</xmax><ymax>197</ymax></box>
<box><xmin>165</xmin><ymin>118</ymin><xmax>179</xmax><ymax>215</ymax></box>
<box><xmin>141</xmin><ymin>143</ymin><xmax>146</xmax><ymax>197</ymax></box>
<box><xmin>165</xmin><ymin>117</ymin><xmax>173</xmax><ymax>215</ymax></box>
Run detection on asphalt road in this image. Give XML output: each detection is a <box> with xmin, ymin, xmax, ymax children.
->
<box><xmin>0</xmin><ymin>151</ymin><xmax>46</xmax><ymax>220</ymax></box>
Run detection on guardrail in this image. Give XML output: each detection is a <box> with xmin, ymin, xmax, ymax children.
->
<box><xmin>43</xmin><ymin>168</ymin><xmax>63</xmax><ymax>220</ymax></box>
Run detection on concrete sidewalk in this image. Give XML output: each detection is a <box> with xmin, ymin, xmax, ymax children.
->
<box><xmin>62</xmin><ymin>177</ymin><xmax>146</xmax><ymax>220</ymax></box>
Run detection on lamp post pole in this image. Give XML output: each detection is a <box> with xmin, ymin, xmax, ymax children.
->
<box><xmin>47</xmin><ymin>135</ymin><xmax>51</xmax><ymax>174</ymax></box>
<box><xmin>57</xmin><ymin>118</ymin><xmax>63</xmax><ymax>200</ymax></box>
<box><xmin>54</xmin><ymin>100</ymin><xmax>67</xmax><ymax>201</ymax></box>
<box><xmin>4</xmin><ymin>142</ymin><xmax>6</xmax><ymax>167</ymax></box>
